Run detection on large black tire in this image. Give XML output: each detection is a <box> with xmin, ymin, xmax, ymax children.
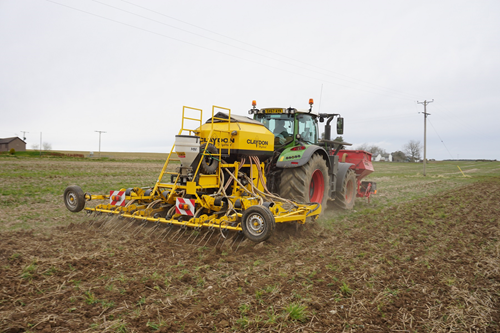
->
<box><xmin>241</xmin><ymin>205</ymin><xmax>276</xmax><ymax>243</ymax></box>
<box><xmin>199</xmin><ymin>143</ymin><xmax>219</xmax><ymax>174</ymax></box>
<box><xmin>279</xmin><ymin>154</ymin><xmax>330</xmax><ymax>211</ymax></box>
<box><xmin>334</xmin><ymin>169</ymin><xmax>357</xmax><ymax>210</ymax></box>
<box><xmin>64</xmin><ymin>185</ymin><xmax>86</xmax><ymax>212</ymax></box>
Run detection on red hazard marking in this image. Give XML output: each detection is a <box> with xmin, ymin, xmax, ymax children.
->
<box><xmin>176</xmin><ymin>198</ymin><xmax>195</xmax><ymax>216</ymax></box>
<box><xmin>110</xmin><ymin>190</ymin><xmax>126</xmax><ymax>206</ymax></box>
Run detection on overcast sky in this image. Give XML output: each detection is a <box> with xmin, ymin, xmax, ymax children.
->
<box><xmin>1</xmin><ymin>0</ymin><xmax>499</xmax><ymax>160</ymax></box>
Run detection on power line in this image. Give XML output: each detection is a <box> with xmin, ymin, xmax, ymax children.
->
<box><xmin>349</xmin><ymin>112</ymin><xmax>417</xmax><ymax>124</ymax></box>
<box><xmin>118</xmin><ymin>0</ymin><xmax>421</xmax><ymax>100</ymax></box>
<box><xmin>46</xmin><ymin>0</ymin><xmax>419</xmax><ymax>102</ymax></box>
<box><xmin>428</xmin><ymin>118</ymin><xmax>454</xmax><ymax>159</ymax></box>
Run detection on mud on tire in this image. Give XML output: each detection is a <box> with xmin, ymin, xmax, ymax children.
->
<box><xmin>334</xmin><ymin>169</ymin><xmax>356</xmax><ymax>210</ymax></box>
<box><xmin>279</xmin><ymin>154</ymin><xmax>330</xmax><ymax>214</ymax></box>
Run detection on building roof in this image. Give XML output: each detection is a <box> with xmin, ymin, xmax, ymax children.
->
<box><xmin>0</xmin><ymin>137</ymin><xmax>26</xmax><ymax>144</ymax></box>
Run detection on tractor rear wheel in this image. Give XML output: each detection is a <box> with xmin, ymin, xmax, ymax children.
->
<box><xmin>241</xmin><ymin>205</ymin><xmax>276</xmax><ymax>242</ymax></box>
<box><xmin>279</xmin><ymin>154</ymin><xmax>330</xmax><ymax>212</ymax></box>
<box><xmin>64</xmin><ymin>185</ymin><xmax>86</xmax><ymax>212</ymax></box>
<box><xmin>334</xmin><ymin>169</ymin><xmax>357</xmax><ymax>210</ymax></box>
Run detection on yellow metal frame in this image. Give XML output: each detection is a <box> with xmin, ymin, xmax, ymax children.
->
<box><xmin>82</xmin><ymin>105</ymin><xmax>322</xmax><ymax>233</ymax></box>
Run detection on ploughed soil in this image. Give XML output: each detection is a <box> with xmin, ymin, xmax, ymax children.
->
<box><xmin>1</xmin><ymin>179</ymin><xmax>499</xmax><ymax>332</ymax></box>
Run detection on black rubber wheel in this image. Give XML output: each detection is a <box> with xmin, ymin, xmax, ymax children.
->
<box><xmin>279</xmin><ymin>154</ymin><xmax>330</xmax><ymax>213</ymax></box>
<box><xmin>199</xmin><ymin>143</ymin><xmax>219</xmax><ymax>174</ymax></box>
<box><xmin>241</xmin><ymin>205</ymin><xmax>276</xmax><ymax>243</ymax></box>
<box><xmin>64</xmin><ymin>185</ymin><xmax>86</xmax><ymax>212</ymax></box>
<box><xmin>334</xmin><ymin>169</ymin><xmax>357</xmax><ymax>210</ymax></box>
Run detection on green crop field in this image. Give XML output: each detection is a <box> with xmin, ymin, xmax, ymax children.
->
<box><xmin>0</xmin><ymin>157</ymin><xmax>498</xmax><ymax>332</ymax></box>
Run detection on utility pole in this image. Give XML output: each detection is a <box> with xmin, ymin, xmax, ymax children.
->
<box><xmin>95</xmin><ymin>131</ymin><xmax>106</xmax><ymax>158</ymax></box>
<box><xmin>417</xmin><ymin>99</ymin><xmax>433</xmax><ymax>176</ymax></box>
<box><xmin>20</xmin><ymin>131</ymin><xmax>29</xmax><ymax>141</ymax></box>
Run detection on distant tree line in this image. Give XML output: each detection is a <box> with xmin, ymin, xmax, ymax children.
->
<box><xmin>354</xmin><ymin>140</ymin><xmax>423</xmax><ymax>162</ymax></box>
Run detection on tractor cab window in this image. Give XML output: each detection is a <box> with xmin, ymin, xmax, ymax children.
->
<box><xmin>297</xmin><ymin>115</ymin><xmax>317</xmax><ymax>144</ymax></box>
<box><xmin>256</xmin><ymin>114</ymin><xmax>294</xmax><ymax>146</ymax></box>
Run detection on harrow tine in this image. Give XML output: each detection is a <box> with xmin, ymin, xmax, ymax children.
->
<box><xmin>145</xmin><ymin>221</ymin><xmax>161</xmax><ymax>237</ymax></box>
<box><xmin>97</xmin><ymin>215</ymin><xmax>111</xmax><ymax>230</ymax></box>
<box><xmin>184</xmin><ymin>229</ymin><xmax>195</xmax><ymax>244</ymax></box>
<box><xmin>229</xmin><ymin>232</ymin><xmax>242</xmax><ymax>250</ymax></box>
<box><xmin>190</xmin><ymin>228</ymin><xmax>202</xmax><ymax>245</ymax></box>
<box><xmin>81</xmin><ymin>211</ymin><xmax>93</xmax><ymax>224</ymax></box>
<box><xmin>234</xmin><ymin>234</ymin><xmax>246</xmax><ymax>253</ymax></box>
<box><xmin>106</xmin><ymin>216</ymin><xmax>127</xmax><ymax>234</ymax></box>
<box><xmin>204</xmin><ymin>228</ymin><xmax>217</xmax><ymax>247</ymax></box>
<box><xmin>87</xmin><ymin>213</ymin><xmax>101</xmax><ymax>227</ymax></box>
<box><xmin>153</xmin><ymin>223</ymin><xmax>167</xmax><ymax>240</ymax></box>
<box><xmin>219</xmin><ymin>234</ymin><xmax>228</xmax><ymax>249</ymax></box>
<box><xmin>173</xmin><ymin>226</ymin><xmax>189</xmax><ymax>242</ymax></box>
<box><xmin>113</xmin><ymin>217</ymin><xmax>135</xmax><ymax>234</ymax></box>
<box><xmin>160</xmin><ymin>224</ymin><xmax>175</xmax><ymax>242</ymax></box>
<box><xmin>199</xmin><ymin>227</ymin><xmax>216</xmax><ymax>247</ymax></box>
<box><xmin>93</xmin><ymin>215</ymin><xmax>109</xmax><ymax>229</ymax></box>
<box><xmin>169</xmin><ymin>226</ymin><xmax>184</xmax><ymax>242</ymax></box>
<box><xmin>99</xmin><ymin>214</ymin><xmax>117</xmax><ymax>230</ymax></box>
<box><xmin>132</xmin><ymin>221</ymin><xmax>148</xmax><ymax>237</ymax></box>
<box><xmin>91</xmin><ymin>214</ymin><xmax>107</xmax><ymax>228</ymax></box>
<box><xmin>215</xmin><ymin>229</ymin><xmax>228</xmax><ymax>249</ymax></box>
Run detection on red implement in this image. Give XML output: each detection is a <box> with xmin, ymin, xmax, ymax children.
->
<box><xmin>337</xmin><ymin>149</ymin><xmax>377</xmax><ymax>201</ymax></box>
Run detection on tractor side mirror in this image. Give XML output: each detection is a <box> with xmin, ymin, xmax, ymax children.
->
<box><xmin>337</xmin><ymin>117</ymin><xmax>344</xmax><ymax>135</ymax></box>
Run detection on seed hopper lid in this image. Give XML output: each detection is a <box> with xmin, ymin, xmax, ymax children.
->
<box><xmin>206</xmin><ymin>112</ymin><xmax>264</xmax><ymax>126</ymax></box>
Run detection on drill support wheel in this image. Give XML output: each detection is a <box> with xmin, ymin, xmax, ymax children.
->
<box><xmin>241</xmin><ymin>205</ymin><xmax>276</xmax><ymax>243</ymax></box>
<box><xmin>64</xmin><ymin>185</ymin><xmax>86</xmax><ymax>212</ymax></box>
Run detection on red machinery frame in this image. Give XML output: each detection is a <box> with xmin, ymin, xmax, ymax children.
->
<box><xmin>337</xmin><ymin>149</ymin><xmax>377</xmax><ymax>202</ymax></box>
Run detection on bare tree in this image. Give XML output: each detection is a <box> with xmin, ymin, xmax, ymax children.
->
<box><xmin>403</xmin><ymin>140</ymin><xmax>422</xmax><ymax>162</ymax></box>
<box><xmin>42</xmin><ymin>142</ymin><xmax>52</xmax><ymax>151</ymax></box>
<box><xmin>356</xmin><ymin>143</ymin><xmax>387</xmax><ymax>157</ymax></box>
<box><xmin>391</xmin><ymin>150</ymin><xmax>407</xmax><ymax>162</ymax></box>
<box><xmin>30</xmin><ymin>143</ymin><xmax>39</xmax><ymax>150</ymax></box>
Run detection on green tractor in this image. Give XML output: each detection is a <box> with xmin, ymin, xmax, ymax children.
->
<box><xmin>248</xmin><ymin>99</ymin><xmax>363</xmax><ymax>211</ymax></box>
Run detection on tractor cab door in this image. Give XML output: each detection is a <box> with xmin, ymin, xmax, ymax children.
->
<box><xmin>297</xmin><ymin>114</ymin><xmax>318</xmax><ymax>144</ymax></box>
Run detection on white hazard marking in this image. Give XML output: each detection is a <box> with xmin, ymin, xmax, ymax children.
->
<box><xmin>110</xmin><ymin>190</ymin><xmax>126</xmax><ymax>206</ymax></box>
<box><xmin>175</xmin><ymin>198</ymin><xmax>195</xmax><ymax>216</ymax></box>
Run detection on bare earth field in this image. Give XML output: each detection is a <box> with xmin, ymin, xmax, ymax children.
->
<box><xmin>0</xmin><ymin>158</ymin><xmax>499</xmax><ymax>332</ymax></box>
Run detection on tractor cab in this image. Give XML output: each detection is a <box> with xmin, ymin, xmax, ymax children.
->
<box><xmin>248</xmin><ymin>100</ymin><xmax>320</xmax><ymax>149</ymax></box>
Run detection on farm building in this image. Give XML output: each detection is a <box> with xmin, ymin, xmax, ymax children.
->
<box><xmin>0</xmin><ymin>137</ymin><xmax>26</xmax><ymax>152</ymax></box>
<box><xmin>374</xmin><ymin>153</ymin><xmax>392</xmax><ymax>162</ymax></box>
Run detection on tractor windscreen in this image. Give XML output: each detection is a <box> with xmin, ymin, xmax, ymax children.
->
<box><xmin>256</xmin><ymin>114</ymin><xmax>294</xmax><ymax>146</ymax></box>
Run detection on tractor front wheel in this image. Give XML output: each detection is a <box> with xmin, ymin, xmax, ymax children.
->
<box><xmin>64</xmin><ymin>185</ymin><xmax>86</xmax><ymax>212</ymax></box>
<box><xmin>279</xmin><ymin>154</ymin><xmax>330</xmax><ymax>213</ymax></box>
<box><xmin>241</xmin><ymin>205</ymin><xmax>276</xmax><ymax>243</ymax></box>
<box><xmin>334</xmin><ymin>169</ymin><xmax>357</xmax><ymax>210</ymax></box>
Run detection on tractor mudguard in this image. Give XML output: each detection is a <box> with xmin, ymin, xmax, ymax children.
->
<box><xmin>276</xmin><ymin>145</ymin><xmax>329</xmax><ymax>169</ymax></box>
<box><xmin>335</xmin><ymin>162</ymin><xmax>355</xmax><ymax>195</ymax></box>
